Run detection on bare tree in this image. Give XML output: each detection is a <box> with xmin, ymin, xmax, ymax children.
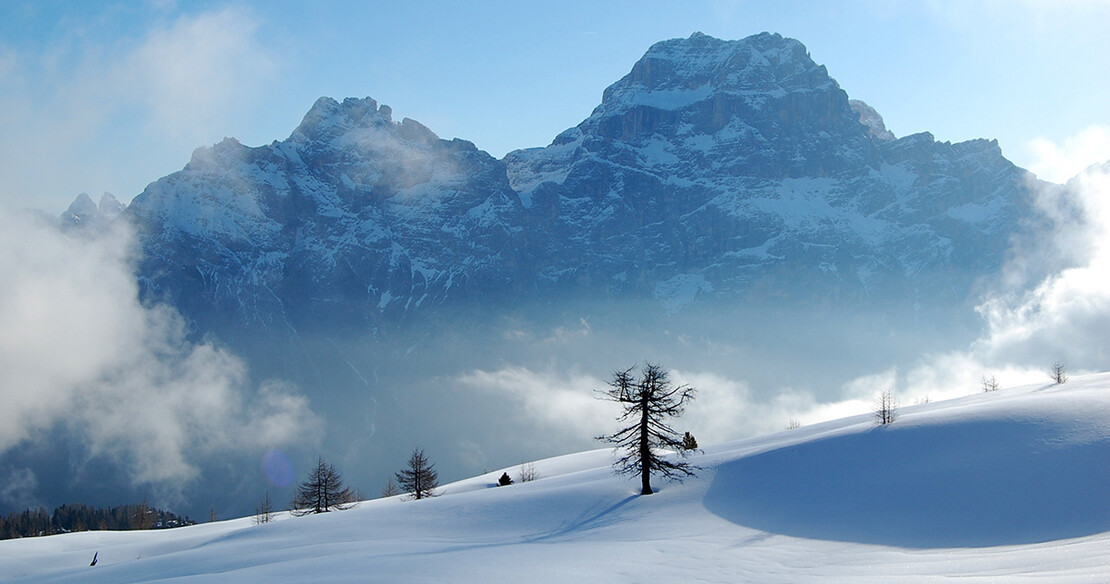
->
<box><xmin>380</xmin><ymin>478</ymin><xmax>401</xmax><ymax>498</ymax></box>
<box><xmin>396</xmin><ymin>449</ymin><xmax>439</xmax><ymax>500</ymax></box>
<box><xmin>517</xmin><ymin>461</ymin><xmax>539</xmax><ymax>483</ymax></box>
<box><xmin>982</xmin><ymin>375</ymin><xmax>1001</xmax><ymax>392</ymax></box>
<box><xmin>786</xmin><ymin>418</ymin><xmax>801</xmax><ymax>430</ymax></box>
<box><xmin>596</xmin><ymin>363</ymin><xmax>698</xmax><ymax>496</ymax></box>
<box><xmin>291</xmin><ymin>456</ymin><xmax>355</xmax><ymax>515</ymax></box>
<box><xmin>875</xmin><ymin>389</ymin><xmax>899</xmax><ymax>425</ymax></box>
<box><xmin>253</xmin><ymin>491</ymin><xmax>275</xmax><ymax>525</ymax></box>
<box><xmin>1051</xmin><ymin>361</ymin><xmax>1068</xmax><ymax>384</ymax></box>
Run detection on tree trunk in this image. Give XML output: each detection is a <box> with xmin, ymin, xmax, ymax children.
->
<box><xmin>640</xmin><ymin>389</ymin><xmax>653</xmax><ymax>495</ymax></box>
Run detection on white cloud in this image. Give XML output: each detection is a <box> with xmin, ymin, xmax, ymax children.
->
<box><xmin>1027</xmin><ymin>125</ymin><xmax>1110</xmax><ymax>184</ymax></box>
<box><xmin>974</xmin><ymin>165</ymin><xmax>1110</xmax><ymax>366</ymax></box>
<box><xmin>0</xmin><ymin>6</ymin><xmax>277</xmax><ymax>210</ymax></box>
<box><xmin>456</xmin><ymin>366</ymin><xmax>612</xmax><ymax>439</ymax></box>
<box><xmin>673</xmin><ymin>369</ymin><xmax>864</xmax><ymax>441</ymax></box>
<box><xmin>843</xmin><ymin>159</ymin><xmax>1110</xmax><ymax>406</ymax></box>
<box><xmin>459</xmin><ymin>364</ymin><xmax>889</xmax><ymax>448</ymax></box>
<box><xmin>123</xmin><ymin>7</ymin><xmax>276</xmax><ymax>142</ymax></box>
<box><xmin>0</xmin><ymin>212</ymin><xmax>321</xmax><ymax>489</ymax></box>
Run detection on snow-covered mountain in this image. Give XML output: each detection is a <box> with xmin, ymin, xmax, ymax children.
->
<box><xmin>128</xmin><ymin>97</ymin><xmax>533</xmax><ymax>338</ymax></box>
<box><xmin>506</xmin><ymin>32</ymin><xmax>1031</xmax><ymax>310</ymax></box>
<box><xmin>125</xmin><ymin>31</ymin><xmax>1035</xmax><ymax>340</ymax></box>
<box><xmin>4</xmin><ymin>376</ymin><xmax>1108</xmax><ymax>582</ymax></box>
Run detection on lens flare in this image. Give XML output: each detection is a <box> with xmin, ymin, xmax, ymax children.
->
<box><xmin>262</xmin><ymin>449</ymin><xmax>295</xmax><ymax>487</ymax></box>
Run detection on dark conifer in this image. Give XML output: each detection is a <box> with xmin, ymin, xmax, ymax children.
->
<box><xmin>681</xmin><ymin>431</ymin><xmax>699</xmax><ymax>451</ymax></box>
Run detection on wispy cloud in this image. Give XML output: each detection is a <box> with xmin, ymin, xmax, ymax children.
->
<box><xmin>975</xmin><ymin>162</ymin><xmax>1110</xmax><ymax>366</ymax></box>
<box><xmin>458</xmin><ymin>363</ymin><xmax>879</xmax><ymax>447</ymax></box>
<box><xmin>123</xmin><ymin>7</ymin><xmax>276</xmax><ymax>142</ymax></box>
<box><xmin>457</xmin><ymin>366</ymin><xmax>612</xmax><ymax>441</ymax></box>
<box><xmin>0</xmin><ymin>6</ymin><xmax>277</xmax><ymax>209</ymax></box>
<box><xmin>839</xmin><ymin>132</ymin><xmax>1110</xmax><ymax>407</ymax></box>
<box><xmin>1027</xmin><ymin>125</ymin><xmax>1110</xmax><ymax>184</ymax></box>
<box><xmin>674</xmin><ymin>369</ymin><xmax>873</xmax><ymax>440</ymax></box>
<box><xmin>0</xmin><ymin>467</ymin><xmax>39</xmax><ymax>511</ymax></box>
<box><xmin>0</xmin><ymin>213</ymin><xmax>321</xmax><ymax>492</ymax></box>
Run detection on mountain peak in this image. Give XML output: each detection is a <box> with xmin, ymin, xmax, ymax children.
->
<box><xmin>850</xmin><ymin>99</ymin><xmax>896</xmax><ymax>141</ymax></box>
<box><xmin>585</xmin><ymin>32</ymin><xmax>841</xmax><ymax>142</ymax></box>
<box><xmin>290</xmin><ymin>96</ymin><xmax>396</xmax><ymax>143</ymax></box>
<box><xmin>60</xmin><ymin>191</ymin><xmax>125</xmax><ymax>228</ymax></box>
<box><xmin>65</xmin><ymin>192</ymin><xmax>97</xmax><ymax>218</ymax></box>
<box><xmin>97</xmin><ymin>192</ymin><xmax>125</xmax><ymax>218</ymax></box>
<box><xmin>601</xmin><ymin>32</ymin><xmax>821</xmax><ymax>102</ymax></box>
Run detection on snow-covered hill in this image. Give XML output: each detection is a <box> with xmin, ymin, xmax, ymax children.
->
<box><xmin>4</xmin><ymin>375</ymin><xmax>1107</xmax><ymax>583</ymax></box>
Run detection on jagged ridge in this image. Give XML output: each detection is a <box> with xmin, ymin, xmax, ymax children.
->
<box><xmin>117</xmin><ymin>32</ymin><xmax>1035</xmax><ymax>338</ymax></box>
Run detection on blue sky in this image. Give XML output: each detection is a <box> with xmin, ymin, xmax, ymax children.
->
<box><xmin>2</xmin><ymin>0</ymin><xmax>1109</xmax><ymax>210</ymax></box>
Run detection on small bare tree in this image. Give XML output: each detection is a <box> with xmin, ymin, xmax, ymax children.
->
<box><xmin>396</xmin><ymin>449</ymin><xmax>439</xmax><ymax>500</ymax></box>
<box><xmin>874</xmin><ymin>389</ymin><xmax>898</xmax><ymax>425</ymax></box>
<box><xmin>517</xmin><ymin>461</ymin><xmax>539</xmax><ymax>483</ymax></box>
<box><xmin>253</xmin><ymin>491</ymin><xmax>275</xmax><ymax>525</ymax></box>
<box><xmin>982</xmin><ymin>375</ymin><xmax>1001</xmax><ymax>392</ymax></box>
<box><xmin>1051</xmin><ymin>361</ymin><xmax>1068</xmax><ymax>384</ymax></box>
<box><xmin>786</xmin><ymin>418</ymin><xmax>801</xmax><ymax>430</ymax></box>
<box><xmin>380</xmin><ymin>478</ymin><xmax>401</xmax><ymax>498</ymax></box>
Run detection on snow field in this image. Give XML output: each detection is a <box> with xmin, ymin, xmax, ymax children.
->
<box><xmin>2</xmin><ymin>376</ymin><xmax>1108</xmax><ymax>582</ymax></box>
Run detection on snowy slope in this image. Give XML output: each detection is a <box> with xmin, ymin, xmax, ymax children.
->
<box><xmin>3</xmin><ymin>374</ymin><xmax>1108</xmax><ymax>582</ymax></box>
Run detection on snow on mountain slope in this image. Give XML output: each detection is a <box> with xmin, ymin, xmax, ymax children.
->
<box><xmin>3</xmin><ymin>375</ymin><xmax>1107</xmax><ymax>582</ymax></box>
<box><xmin>504</xmin><ymin>32</ymin><xmax>1035</xmax><ymax>308</ymax></box>
<box><xmin>120</xmin><ymin>31</ymin><xmax>1040</xmax><ymax>342</ymax></box>
<box><xmin>128</xmin><ymin>97</ymin><xmax>532</xmax><ymax>338</ymax></box>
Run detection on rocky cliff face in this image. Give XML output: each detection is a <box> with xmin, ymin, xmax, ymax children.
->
<box><xmin>129</xmin><ymin>97</ymin><xmax>533</xmax><ymax>341</ymax></box>
<box><xmin>506</xmin><ymin>32</ymin><xmax>1030</xmax><ymax>310</ymax></box>
<box><xmin>119</xmin><ymin>31</ymin><xmax>1035</xmax><ymax>342</ymax></box>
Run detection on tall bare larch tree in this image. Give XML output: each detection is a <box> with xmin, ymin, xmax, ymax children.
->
<box><xmin>597</xmin><ymin>363</ymin><xmax>698</xmax><ymax>495</ymax></box>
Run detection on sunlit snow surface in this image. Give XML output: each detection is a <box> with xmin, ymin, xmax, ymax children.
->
<box><xmin>3</xmin><ymin>375</ymin><xmax>1108</xmax><ymax>582</ymax></box>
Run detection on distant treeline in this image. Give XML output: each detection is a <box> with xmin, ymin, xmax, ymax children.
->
<box><xmin>0</xmin><ymin>502</ymin><xmax>195</xmax><ymax>540</ymax></box>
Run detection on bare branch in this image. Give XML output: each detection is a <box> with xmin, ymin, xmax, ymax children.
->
<box><xmin>596</xmin><ymin>362</ymin><xmax>700</xmax><ymax>495</ymax></box>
